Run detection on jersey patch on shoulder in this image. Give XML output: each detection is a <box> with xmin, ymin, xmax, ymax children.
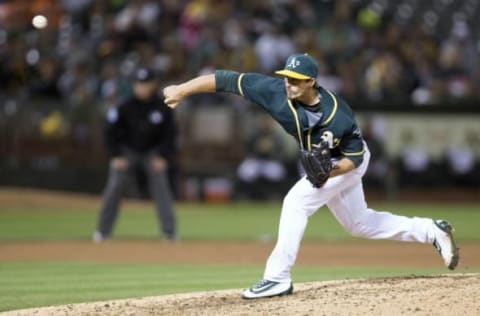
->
<box><xmin>353</xmin><ymin>126</ymin><xmax>362</xmax><ymax>138</ymax></box>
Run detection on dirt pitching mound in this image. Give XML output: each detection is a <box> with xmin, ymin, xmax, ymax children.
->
<box><xmin>4</xmin><ymin>274</ymin><xmax>478</xmax><ymax>316</ymax></box>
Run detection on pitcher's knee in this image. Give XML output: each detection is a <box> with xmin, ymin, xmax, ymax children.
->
<box><xmin>348</xmin><ymin>221</ymin><xmax>370</xmax><ymax>237</ymax></box>
<box><xmin>282</xmin><ymin>192</ymin><xmax>317</xmax><ymax>218</ymax></box>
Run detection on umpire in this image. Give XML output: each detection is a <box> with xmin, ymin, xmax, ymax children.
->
<box><xmin>94</xmin><ymin>67</ymin><xmax>177</xmax><ymax>242</ymax></box>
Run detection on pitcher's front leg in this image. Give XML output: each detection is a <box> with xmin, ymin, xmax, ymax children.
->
<box><xmin>263</xmin><ymin>178</ymin><xmax>327</xmax><ymax>282</ymax></box>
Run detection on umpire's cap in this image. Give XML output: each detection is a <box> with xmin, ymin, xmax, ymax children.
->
<box><xmin>275</xmin><ymin>53</ymin><xmax>318</xmax><ymax>80</ymax></box>
<box><xmin>134</xmin><ymin>67</ymin><xmax>156</xmax><ymax>82</ymax></box>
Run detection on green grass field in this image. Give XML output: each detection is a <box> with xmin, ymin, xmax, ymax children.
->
<box><xmin>1</xmin><ymin>198</ymin><xmax>479</xmax><ymax>312</ymax></box>
<box><xmin>1</xmin><ymin>202</ymin><xmax>480</xmax><ymax>241</ymax></box>
<box><xmin>0</xmin><ymin>263</ymin><xmax>450</xmax><ymax>312</ymax></box>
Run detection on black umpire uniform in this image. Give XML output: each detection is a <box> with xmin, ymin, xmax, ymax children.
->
<box><xmin>94</xmin><ymin>67</ymin><xmax>177</xmax><ymax>241</ymax></box>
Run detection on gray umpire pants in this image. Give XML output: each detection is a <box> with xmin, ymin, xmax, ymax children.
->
<box><xmin>96</xmin><ymin>150</ymin><xmax>176</xmax><ymax>239</ymax></box>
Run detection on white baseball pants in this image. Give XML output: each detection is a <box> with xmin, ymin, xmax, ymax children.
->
<box><xmin>264</xmin><ymin>146</ymin><xmax>437</xmax><ymax>283</ymax></box>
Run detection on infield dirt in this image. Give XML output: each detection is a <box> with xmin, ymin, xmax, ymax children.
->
<box><xmin>2</xmin><ymin>274</ymin><xmax>479</xmax><ymax>316</ymax></box>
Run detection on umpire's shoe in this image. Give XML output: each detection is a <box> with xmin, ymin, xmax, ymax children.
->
<box><xmin>432</xmin><ymin>219</ymin><xmax>459</xmax><ymax>270</ymax></box>
<box><xmin>241</xmin><ymin>279</ymin><xmax>293</xmax><ymax>299</ymax></box>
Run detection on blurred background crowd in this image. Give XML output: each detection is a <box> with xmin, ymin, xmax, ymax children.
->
<box><xmin>1</xmin><ymin>0</ymin><xmax>480</xmax><ymax>200</ymax></box>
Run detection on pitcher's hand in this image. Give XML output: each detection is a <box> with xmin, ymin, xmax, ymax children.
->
<box><xmin>163</xmin><ymin>85</ymin><xmax>184</xmax><ymax>109</ymax></box>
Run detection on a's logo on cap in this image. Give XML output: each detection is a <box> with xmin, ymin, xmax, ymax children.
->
<box><xmin>275</xmin><ymin>53</ymin><xmax>318</xmax><ymax>79</ymax></box>
<box><xmin>287</xmin><ymin>57</ymin><xmax>300</xmax><ymax>69</ymax></box>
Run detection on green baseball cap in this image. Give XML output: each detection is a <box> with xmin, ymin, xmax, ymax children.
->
<box><xmin>275</xmin><ymin>53</ymin><xmax>318</xmax><ymax>80</ymax></box>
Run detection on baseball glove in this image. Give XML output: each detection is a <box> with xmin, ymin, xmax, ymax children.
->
<box><xmin>300</xmin><ymin>141</ymin><xmax>333</xmax><ymax>188</ymax></box>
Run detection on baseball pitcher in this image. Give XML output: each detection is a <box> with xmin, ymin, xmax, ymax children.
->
<box><xmin>163</xmin><ymin>53</ymin><xmax>459</xmax><ymax>299</ymax></box>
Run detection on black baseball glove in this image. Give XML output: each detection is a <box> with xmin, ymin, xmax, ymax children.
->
<box><xmin>300</xmin><ymin>141</ymin><xmax>333</xmax><ymax>188</ymax></box>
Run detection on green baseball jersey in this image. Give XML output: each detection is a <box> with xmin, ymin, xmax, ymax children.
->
<box><xmin>215</xmin><ymin>70</ymin><xmax>365</xmax><ymax>167</ymax></box>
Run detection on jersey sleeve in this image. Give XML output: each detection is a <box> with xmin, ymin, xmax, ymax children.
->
<box><xmin>215</xmin><ymin>70</ymin><xmax>283</xmax><ymax>110</ymax></box>
<box><xmin>338</xmin><ymin>128</ymin><xmax>365</xmax><ymax>167</ymax></box>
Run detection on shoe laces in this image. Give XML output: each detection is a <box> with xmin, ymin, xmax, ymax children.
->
<box><xmin>253</xmin><ymin>279</ymin><xmax>272</xmax><ymax>289</ymax></box>
<box><xmin>435</xmin><ymin>220</ymin><xmax>449</xmax><ymax>232</ymax></box>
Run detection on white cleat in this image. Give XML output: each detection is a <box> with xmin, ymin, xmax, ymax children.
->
<box><xmin>241</xmin><ymin>279</ymin><xmax>293</xmax><ymax>299</ymax></box>
<box><xmin>432</xmin><ymin>220</ymin><xmax>459</xmax><ymax>270</ymax></box>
